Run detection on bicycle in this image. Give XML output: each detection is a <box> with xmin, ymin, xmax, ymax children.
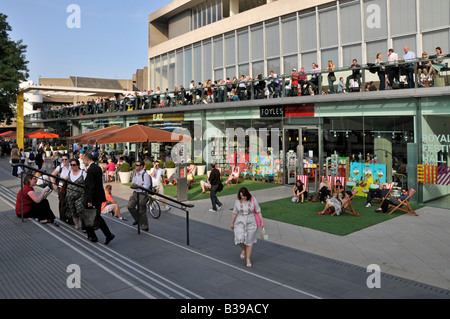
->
<box><xmin>146</xmin><ymin>188</ymin><xmax>161</xmax><ymax>219</ymax></box>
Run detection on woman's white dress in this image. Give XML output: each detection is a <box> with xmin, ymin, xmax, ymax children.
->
<box><xmin>232</xmin><ymin>197</ymin><xmax>261</xmax><ymax>246</ymax></box>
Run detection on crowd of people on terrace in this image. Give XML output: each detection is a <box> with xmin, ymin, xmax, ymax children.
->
<box><xmin>37</xmin><ymin>47</ymin><xmax>448</xmax><ymax>117</ymax></box>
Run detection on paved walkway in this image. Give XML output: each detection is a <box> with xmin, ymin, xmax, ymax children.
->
<box><xmin>1</xmin><ymin>157</ymin><xmax>450</xmax><ymax>299</ymax></box>
<box><xmin>91</xmin><ymin>169</ymin><xmax>450</xmax><ymax>291</ymax></box>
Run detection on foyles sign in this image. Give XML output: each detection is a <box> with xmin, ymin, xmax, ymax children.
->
<box><xmin>260</xmin><ymin>106</ymin><xmax>284</xmax><ymax>118</ymax></box>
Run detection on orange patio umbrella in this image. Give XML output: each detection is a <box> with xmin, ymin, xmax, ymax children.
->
<box><xmin>28</xmin><ymin>130</ymin><xmax>59</xmax><ymax>139</ymax></box>
<box><xmin>67</xmin><ymin>125</ymin><xmax>123</xmax><ymax>144</ymax></box>
<box><xmin>94</xmin><ymin>124</ymin><xmax>190</xmax><ymax>144</ymax></box>
<box><xmin>0</xmin><ymin>131</ymin><xmax>15</xmax><ymax>137</ymax></box>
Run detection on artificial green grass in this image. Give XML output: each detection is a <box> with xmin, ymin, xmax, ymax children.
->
<box><xmin>163</xmin><ymin>175</ymin><xmax>279</xmax><ymax>201</ymax></box>
<box><xmin>260</xmin><ymin>196</ymin><xmax>424</xmax><ymax>236</ymax></box>
<box><xmin>123</xmin><ymin>175</ymin><xmax>279</xmax><ymax>201</ymax></box>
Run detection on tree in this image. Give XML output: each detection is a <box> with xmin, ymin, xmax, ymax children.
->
<box><xmin>0</xmin><ymin>13</ymin><xmax>29</xmax><ymax>125</ymax></box>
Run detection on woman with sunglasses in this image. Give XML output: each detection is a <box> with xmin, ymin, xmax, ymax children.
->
<box><xmin>65</xmin><ymin>158</ymin><xmax>87</xmax><ymax>230</ymax></box>
<box><xmin>15</xmin><ymin>174</ymin><xmax>58</xmax><ymax>226</ymax></box>
<box><xmin>231</xmin><ymin>187</ymin><xmax>264</xmax><ymax>268</ymax></box>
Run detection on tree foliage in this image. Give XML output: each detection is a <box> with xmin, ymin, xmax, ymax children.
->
<box><xmin>0</xmin><ymin>13</ymin><xmax>29</xmax><ymax>124</ymax></box>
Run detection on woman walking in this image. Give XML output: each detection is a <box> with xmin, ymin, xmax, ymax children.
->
<box><xmin>65</xmin><ymin>158</ymin><xmax>87</xmax><ymax>230</ymax></box>
<box><xmin>230</xmin><ymin>187</ymin><xmax>264</xmax><ymax>268</ymax></box>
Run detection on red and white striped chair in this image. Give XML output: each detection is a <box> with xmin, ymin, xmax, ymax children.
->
<box><xmin>296</xmin><ymin>175</ymin><xmax>308</xmax><ymax>192</ymax></box>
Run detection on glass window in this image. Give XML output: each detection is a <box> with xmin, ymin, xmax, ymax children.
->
<box><xmin>342</xmin><ymin>44</ymin><xmax>362</xmax><ymax>67</ymax></box>
<box><xmin>390</xmin><ymin>0</ymin><xmax>416</xmax><ymax>37</ymax></box>
<box><xmin>366</xmin><ymin>40</ymin><xmax>388</xmax><ymax>63</ymax></box>
<box><xmin>176</xmin><ymin>51</ymin><xmax>184</xmax><ymax>87</ymax></box>
<box><xmin>364</xmin><ymin>0</ymin><xmax>388</xmax><ymax>41</ymax></box>
<box><xmin>184</xmin><ymin>47</ymin><xmax>193</xmax><ymax>85</ymax></box>
<box><xmin>214</xmin><ymin>37</ymin><xmax>224</xmax><ymax>68</ymax></box>
<box><xmin>283</xmin><ymin>54</ymin><xmax>298</xmax><ymax>75</ymax></box>
<box><xmin>225</xmin><ymin>33</ymin><xmax>236</xmax><ymax>66</ymax></box>
<box><xmin>266</xmin><ymin>22</ymin><xmax>280</xmax><ymax>58</ymax></box>
<box><xmin>422</xmin><ymin>30</ymin><xmax>449</xmax><ymax>55</ymax></box>
<box><xmin>238</xmin><ymin>64</ymin><xmax>250</xmax><ymax>77</ymax></box>
<box><xmin>302</xmin><ymin>52</ymin><xmax>318</xmax><ymax>70</ymax></box>
<box><xmin>282</xmin><ymin>17</ymin><xmax>298</xmax><ymax>55</ymax></box>
<box><xmin>300</xmin><ymin>13</ymin><xmax>317</xmax><ymax>52</ymax></box>
<box><xmin>238</xmin><ymin>30</ymin><xmax>249</xmax><ymax>63</ymax></box>
<box><xmin>194</xmin><ymin>44</ymin><xmax>202</xmax><ymax>83</ymax></box>
<box><xmin>319</xmin><ymin>8</ymin><xmax>338</xmax><ymax>48</ymax></box>
<box><xmin>252</xmin><ymin>61</ymin><xmax>264</xmax><ymax>78</ymax></box>
<box><xmin>267</xmin><ymin>58</ymin><xmax>280</xmax><ymax>76</ymax></box>
<box><xmin>420</xmin><ymin>0</ymin><xmax>450</xmax><ymax>31</ymax></box>
<box><xmin>251</xmin><ymin>26</ymin><xmax>264</xmax><ymax>61</ymax></box>
<box><xmin>340</xmin><ymin>2</ymin><xmax>362</xmax><ymax>45</ymax></box>
<box><xmin>393</xmin><ymin>35</ymin><xmax>416</xmax><ymax>56</ymax></box>
<box><xmin>203</xmin><ymin>41</ymin><xmax>212</xmax><ymax>81</ymax></box>
<box><xmin>321</xmin><ymin>48</ymin><xmax>339</xmax><ymax>70</ymax></box>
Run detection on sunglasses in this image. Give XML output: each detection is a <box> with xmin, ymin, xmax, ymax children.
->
<box><xmin>70</xmin><ymin>164</ymin><xmax>78</xmax><ymax>166</ymax></box>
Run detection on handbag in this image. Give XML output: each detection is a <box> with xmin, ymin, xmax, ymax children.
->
<box><xmin>82</xmin><ymin>208</ymin><xmax>98</xmax><ymax>228</ymax></box>
<box><xmin>217</xmin><ymin>182</ymin><xmax>224</xmax><ymax>192</ymax></box>
<box><xmin>260</xmin><ymin>227</ymin><xmax>269</xmax><ymax>240</ymax></box>
<box><xmin>252</xmin><ymin>197</ymin><xmax>262</xmax><ymax>228</ymax></box>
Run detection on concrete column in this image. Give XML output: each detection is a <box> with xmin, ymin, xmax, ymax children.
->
<box><xmin>230</xmin><ymin>0</ymin><xmax>239</xmax><ymax>16</ymax></box>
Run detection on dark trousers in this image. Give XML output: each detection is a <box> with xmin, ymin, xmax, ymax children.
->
<box><xmin>18</xmin><ymin>199</ymin><xmax>56</xmax><ymax>222</ymax></box>
<box><xmin>405</xmin><ymin>66</ymin><xmax>414</xmax><ymax>88</ymax></box>
<box><xmin>210</xmin><ymin>184</ymin><xmax>222</xmax><ymax>211</ymax></box>
<box><xmin>378</xmin><ymin>71</ymin><xmax>386</xmax><ymax>90</ymax></box>
<box><xmin>319</xmin><ymin>187</ymin><xmax>331</xmax><ymax>202</ymax></box>
<box><xmin>58</xmin><ymin>191</ymin><xmax>67</xmax><ymax>221</ymax></box>
<box><xmin>367</xmin><ymin>189</ymin><xmax>382</xmax><ymax>204</ymax></box>
<box><xmin>86</xmin><ymin>205</ymin><xmax>112</xmax><ymax>240</ymax></box>
<box><xmin>11</xmin><ymin>159</ymin><xmax>19</xmax><ymax>176</ymax></box>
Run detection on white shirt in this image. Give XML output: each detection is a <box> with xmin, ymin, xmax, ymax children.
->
<box><xmin>388</xmin><ymin>52</ymin><xmax>399</xmax><ymax>62</ymax></box>
<box><xmin>69</xmin><ymin>170</ymin><xmax>87</xmax><ymax>183</ymax></box>
<box><xmin>55</xmin><ymin>164</ymin><xmax>71</xmax><ymax>187</ymax></box>
<box><xmin>131</xmin><ymin>169</ymin><xmax>151</xmax><ymax>193</ymax></box>
<box><xmin>149</xmin><ymin>167</ymin><xmax>164</xmax><ymax>186</ymax></box>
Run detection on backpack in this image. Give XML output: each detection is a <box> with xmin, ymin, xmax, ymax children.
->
<box><xmin>28</xmin><ymin>152</ymin><xmax>35</xmax><ymax>161</ymax></box>
<box><xmin>140</xmin><ymin>171</ymin><xmax>153</xmax><ymax>192</ymax></box>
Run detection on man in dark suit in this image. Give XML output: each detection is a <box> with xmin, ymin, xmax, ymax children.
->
<box><xmin>83</xmin><ymin>152</ymin><xmax>115</xmax><ymax>245</ymax></box>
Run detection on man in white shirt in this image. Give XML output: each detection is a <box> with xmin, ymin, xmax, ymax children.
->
<box><xmin>387</xmin><ymin>48</ymin><xmax>400</xmax><ymax>86</ymax></box>
<box><xmin>150</xmin><ymin>161</ymin><xmax>171</xmax><ymax>211</ymax></box>
<box><xmin>127</xmin><ymin>160</ymin><xmax>152</xmax><ymax>231</ymax></box>
<box><xmin>403</xmin><ymin>46</ymin><xmax>416</xmax><ymax>88</ymax></box>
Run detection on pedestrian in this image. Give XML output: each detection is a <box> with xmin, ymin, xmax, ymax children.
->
<box><xmin>65</xmin><ymin>158</ymin><xmax>87</xmax><ymax>230</ymax></box>
<box><xmin>230</xmin><ymin>187</ymin><xmax>264</xmax><ymax>268</ymax></box>
<box><xmin>83</xmin><ymin>152</ymin><xmax>115</xmax><ymax>244</ymax></box>
<box><xmin>127</xmin><ymin>160</ymin><xmax>152</xmax><ymax>231</ymax></box>
<box><xmin>149</xmin><ymin>161</ymin><xmax>171</xmax><ymax>211</ymax></box>
<box><xmin>10</xmin><ymin>144</ymin><xmax>20</xmax><ymax>177</ymax></box>
<box><xmin>208</xmin><ymin>163</ymin><xmax>222</xmax><ymax>212</ymax></box>
<box><xmin>51</xmin><ymin>154</ymin><xmax>71</xmax><ymax>224</ymax></box>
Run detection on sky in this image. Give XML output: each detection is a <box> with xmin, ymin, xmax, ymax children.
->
<box><xmin>1</xmin><ymin>0</ymin><xmax>173</xmax><ymax>84</ymax></box>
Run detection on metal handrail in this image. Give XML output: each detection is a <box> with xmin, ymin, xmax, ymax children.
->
<box><xmin>131</xmin><ymin>185</ymin><xmax>194</xmax><ymax>245</ymax></box>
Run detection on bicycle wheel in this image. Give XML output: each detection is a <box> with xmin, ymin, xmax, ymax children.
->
<box><xmin>147</xmin><ymin>198</ymin><xmax>161</xmax><ymax>219</ymax></box>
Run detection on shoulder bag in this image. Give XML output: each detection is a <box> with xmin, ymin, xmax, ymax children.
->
<box><xmin>252</xmin><ymin>197</ymin><xmax>262</xmax><ymax>228</ymax></box>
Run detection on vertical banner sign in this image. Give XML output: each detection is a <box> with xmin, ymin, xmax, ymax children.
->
<box><xmin>16</xmin><ymin>93</ymin><xmax>24</xmax><ymax>150</ymax></box>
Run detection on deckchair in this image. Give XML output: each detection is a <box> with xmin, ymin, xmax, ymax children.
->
<box><xmin>388</xmin><ymin>189</ymin><xmax>418</xmax><ymax>216</ymax></box>
<box><xmin>296</xmin><ymin>175</ymin><xmax>309</xmax><ymax>192</ymax></box>
<box><xmin>372</xmin><ymin>183</ymin><xmax>394</xmax><ymax>207</ymax></box>
<box><xmin>187</xmin><ymin>164</ymin><xmax>197</xmax><ymax>183</ymax></box>
<box><xmin>228</xmin><ymin>166</ymin><xmax>241</xmax><ymax>185</ymax></box>
<box><xmin>332</xmin><ymin>188</ymin><xmax>360</xmax><ymax>217</ymax></box>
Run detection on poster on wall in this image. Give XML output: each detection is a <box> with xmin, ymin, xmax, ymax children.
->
<box><xmin>250</xmin><ymin>155</ymin><xmax>274</xmax><ymax>176</ymax></box>
<box><xmin>350</xmin><ymin>162</ymin><xmax>386</xmax><ymax>184</ymax></box>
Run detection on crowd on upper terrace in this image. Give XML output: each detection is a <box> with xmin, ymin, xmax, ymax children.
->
<box><xmin>36</xmin><ymin>47</ymin><xmax>448</xmax><ymax>118</ymax></box>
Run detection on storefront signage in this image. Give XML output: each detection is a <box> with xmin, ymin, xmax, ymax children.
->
<box><xmin>260</xmin><ymin>106</ymin><xmax>284</xmax><ymax>118</ymax></box>
<box><xmin>260</xmin><ymin>105</ymin><xmax>315</xmax><ymax>118</ymax></box>
<box><xmin>284</xmin><ymin>105</ymin><xmax>315</xmax><ymax>117</ymax></box>
<box><xmin>138</xmin><ymin>112</ymin><xmax>185</xmax><ymax>123</ymax></box>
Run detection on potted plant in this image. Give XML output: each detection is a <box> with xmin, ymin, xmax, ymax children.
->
<box><xmin>165</xmin><ymin>160</ymin><xmax>176</xmax><ymax>179</ymax></box>
<box><xmin>196</xmin><ymin>158</ymin><xmax>206</xmax><ymax>175</ymax></box>
<box><xmin>119</xmin><ymin>162</ymin><xmax>131</xmax><ymax>183</ymax></box>
<box><xmin>45</xmin><ymin>146</ymin><xmax>52</xmax><ymax>158</ymax></box>
<box><xmin>145</xmin><ymin>161</ymin><xmax>153</xmax><ymax>174</ymax></box>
